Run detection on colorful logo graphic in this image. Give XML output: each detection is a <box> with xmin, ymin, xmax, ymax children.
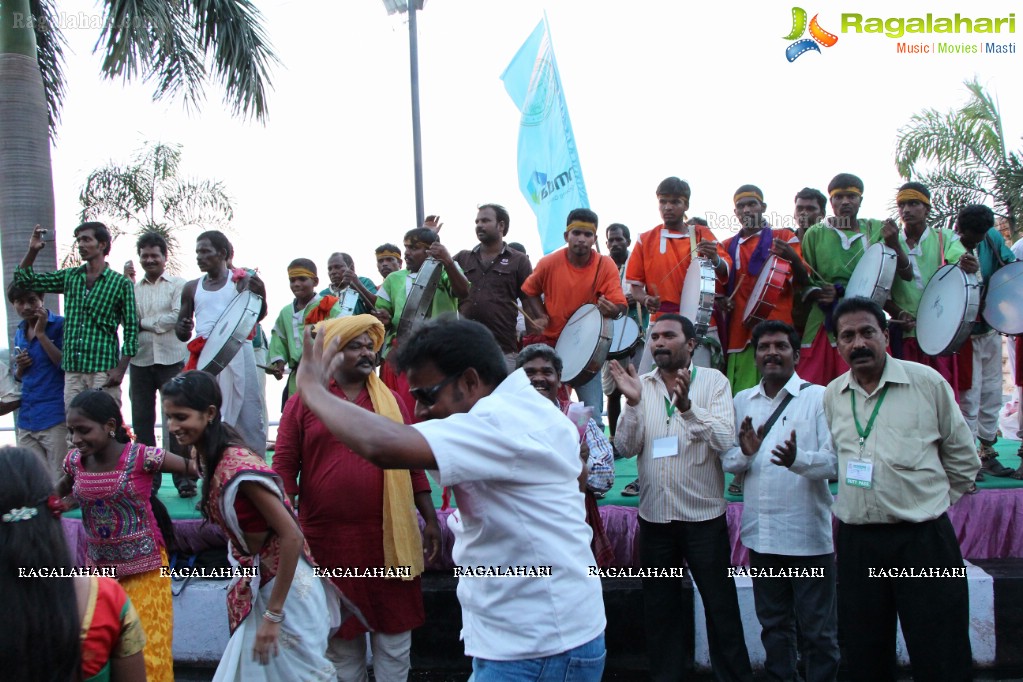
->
<box><xmin>784</xmin><ymin>7</ymin><xmax>839</xmax><ymax>61</ymax></box>
<box><xmin>527</xmin><ymin>171</ymin><xmax>548</xmax><ymax>205</ymax></box>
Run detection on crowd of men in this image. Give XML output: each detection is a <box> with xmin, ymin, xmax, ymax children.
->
<box><xmin>6</xmin><ymin>170</ymin><xmax>1023</xmax><ymax>681</ymax></box>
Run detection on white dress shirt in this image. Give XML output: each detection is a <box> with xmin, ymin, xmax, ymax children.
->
<box><xmin>413</xmin><ymin>369</ymin><xmax>606</xmax><ymax>660</ymax></box>
<box><xmin>722</xmin><ymin>373</ymin><xmax>837</xmax><ymax>556</ymax></box>
<box><xmin>131</xmin><ymin>273</ymin><xmax>187</xmax><ymax>366</ymax></box>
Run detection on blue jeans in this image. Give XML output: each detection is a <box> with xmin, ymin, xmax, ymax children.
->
<box><xmin>470</xmin><ymin>634</ymin><xmax>605</xmax><ymax>682</ymax></box>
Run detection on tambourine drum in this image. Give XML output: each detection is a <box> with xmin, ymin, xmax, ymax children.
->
<box><xmin>845</xmin><ymin>243</ymin><xmax>897</xmax><ymax>306</ymax></box>
<box><xmin>982</xmin><ymin>260</ymin><xmax>1023</xmax><ymax>335</ymax></box>
<box><xmin>679</xmin><ymin>258</ymin><xmax>716</xmax><ymax>337</ymax></box>
<box><xmin>917</xmin><ymin>264</ymin><xmax>980</xmax><ymax>356</ymax></box>
<box><xmin>337</xmin><ymin>287</ymin><xmax>361</xmax><ymax>317</ymax></box>
<box><xmin>607</xmin><ymin>315</ymin><xmax>642</xmax><ymax>360</ymax></box>
<box><xmin>743</xmin><ymin>256</ymin><xmax>792</xmax><ymax>326</ymax></box>
<box><xmin>396</xmin><ymin>258</ymin><xmax>443</xmax><ymax>341</ymax></box>
<box><xmin>555</xmin><ymin>304</ymin><xmax>613</xmax><ymax>387</ymax></box>
<box><xmin>197</xmin><ymin>290</ymin><xmax>263</xmax><ymax>375</ymax></box>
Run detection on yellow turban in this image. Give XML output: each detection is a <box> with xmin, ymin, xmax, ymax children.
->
<box><xmin>315</xmin><ymin>315</ymin><xmax>424</xmax><ymax>579</ymax></box>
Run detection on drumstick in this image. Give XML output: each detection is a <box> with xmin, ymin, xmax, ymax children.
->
<box><xmin>516</xmin><ymin>303</ymin><xmax>542</xmax><ymax>328</ymax></box>
<box><xmin>726</xmin><ymin>274</ymin><xmax>747</xmax><ymax>302</ymax></box>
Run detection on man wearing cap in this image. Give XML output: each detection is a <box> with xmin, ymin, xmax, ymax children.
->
<box><xmin>798</xmin><ymin>173</ymin><xmax>912</xmax><ymax>386</ymax></box>
<box><xmin>521</xmin><ymin>208</ymin><xmax>627</xmax><ymax>431</ymax></box>
<box><xmin>454</xmin><ymin>204</ymin><xmax>533</xmax><ymax>371</ymax></box>
<box><xmin>626</xmin><ymin>177</ymin><xmax>731</xmax><ymax>374</ymax></box>
<box><xmin>885</xmin><ymin>182</ymin><xmax>978</xmax><ymax>396</ymax></box>
<box><xmin>720</xmin><ymin>185</ymin><xmax>808</xmax><ymax>396</ymax></box>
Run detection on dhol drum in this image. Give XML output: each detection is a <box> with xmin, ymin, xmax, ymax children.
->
<box><xmin>606</xmin><ymin>315</ymin><xmax>642</xmax><ymax>361</ymax></box>
<box><xmin>197</xmin><ymin>290</ymin><xmax>263</xmax><ymax>375</ymax></box>
<box><xmin>337</xmin><ymin>287</ymin><xmax>361</xmax><ymax>316</ymax></box>
<box><xmin>743</xmin><ymin>256</ymin><xmax>793</xmax><ymax>327</ymax></box>
<box><xmin>982</xmin><ymin>260</ymin><xmax>1023</xmax><ymax>335</ymax></box>
<box><xmin>917</xmin><ymin>264</ymin><xmax>980</xmax><ymax>356</ymax></box>
<box><xmin>396</xmin><ymin>258</ymin><xmax>443</xmax><ymax>341</ymax></box>
<box><xmin>555</xmin><ymin>304</ymin><xmax>613</xmax><ymax>387</ymax></box>
<box><xmin>845</xmin><ymin>243</ymin><xmax>897</xmax><ymax>307</ymax></box>
<box><xmin>679</xmin><ymin>258</ymin><xmax>716</xmax><ymax>337</ymax></box>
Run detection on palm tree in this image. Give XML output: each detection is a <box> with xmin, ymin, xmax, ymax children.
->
<box><xmin>75</xmin><ymin>141</ymin><xmax>234</xmax><ymax>271</ymax></box>
<box><xmin>895</xmin><ymin>78</ymin><xmax>1023</xmax><ymax>241</ymax></box>
<box><xmin>0</xmin><ymin>0</ymin><xmax>276</xmax><ymax>346</ymax></box>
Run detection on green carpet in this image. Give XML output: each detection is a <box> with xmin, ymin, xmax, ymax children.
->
<box><xmin>63</xmin><ymin>440</ymin><xmax>1023</xmax><ymax>520</ymax></box>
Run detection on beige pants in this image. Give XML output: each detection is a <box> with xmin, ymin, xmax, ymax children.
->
<box><xmin>64</xmin><ymin>371</ymin><xmax>122</xmax><ymax>410</ymax></box>
<box><xmin>326</xmin><ymin>631</ymin><xmax>412</xmax><ymax>682</ymax></box>
<box><xmin>17</xmin><ymin>423</ymin><xmax>70</xmax><ymax>482</ymax></box>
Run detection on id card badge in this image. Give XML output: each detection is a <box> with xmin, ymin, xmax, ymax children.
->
<box><xmin>845</xmin><ymin>459</ymin><xmax>873</xmax><ymax>489</ymax></box>
<box><xmin>652</xmin><ymin>436</ymin><xmax>679</xmax><ymax>459</ymax></box>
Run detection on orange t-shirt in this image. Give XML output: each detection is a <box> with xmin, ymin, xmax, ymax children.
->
<box><xmin>522</xmin><ymin>249</ymin><xmax>627</xmax><ymax>342</ymax></box>
<box><xmin>722</xmin><ymin>228</ymin><xmax>803</xmax><ymax>352</ymax></box>
<box><xmin>624</xmin><ymin>224</ymin><xmax>731</xmax><ymax>323</ymax></box>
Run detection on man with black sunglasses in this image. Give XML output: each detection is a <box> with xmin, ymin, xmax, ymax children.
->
<box><xmin>295</xmin><ymin>317</ymin><xmax>607</xmax><ymax>682</ymax></box>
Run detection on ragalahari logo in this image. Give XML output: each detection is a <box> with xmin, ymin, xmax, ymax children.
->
<box><xmin>784</xmin><ymin>7</ymin><xmax>839</xmax><ymax>61</ymax></box>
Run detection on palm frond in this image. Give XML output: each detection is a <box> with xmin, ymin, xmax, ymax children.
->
<box><xmin>162</xmin><ymin>178</ymin><xmax>234</xmax><ymax>228</ymax></box>
<box><xmin>95</xmin><ymin>0</ymin><xmax>175</xmax><ymax>84</ymax></box>
<box><xmin>30</xmin><ymin>0</ymin><xmax>68</xmax><ymax>139</ymax></box>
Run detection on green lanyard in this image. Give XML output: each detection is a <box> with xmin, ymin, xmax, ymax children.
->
<box><xmin>850</xmin><ymin>384</ymin><xmax>889</xmax><ymax>456</ymax></box>
<box><xmin>664</xmin><ymin>367</ymin><xmax>696</xmax><ymax>425</ymax></box>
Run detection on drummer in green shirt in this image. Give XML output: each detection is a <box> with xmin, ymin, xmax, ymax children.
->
<box><xmin>885</xmin><ymin>182</ymin><xmax>978</xmax><ymax>396</ymax></box>
<box><xmin>799</xmin><ymin>173</ymin><xmax>912</xmax><ymax>386</ymax></box>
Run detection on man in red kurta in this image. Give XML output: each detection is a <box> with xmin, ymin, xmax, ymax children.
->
<box><xmin>273</xmin><ymin>315</ymin><xmax>441</xmax><ymax>682</ymax></box>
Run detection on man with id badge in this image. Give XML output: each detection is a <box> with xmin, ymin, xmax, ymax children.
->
<box><xmin>722</xmin><ymin>320</ymin><xmax>839</xmax><ymax>682</ymax></box>
<box><xmin>610</xmin><ymin>314</ymin><xmax>753</xmax><ymax>682</ymax></box>
<box><xmin>823</xmin><ymin>297</ymin><xmax>978</xmax><ymax>681</ymax></box>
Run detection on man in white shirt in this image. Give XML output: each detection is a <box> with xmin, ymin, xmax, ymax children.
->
<box><xmin>125</xmin><ymin>232</ymin><xmax>193</xmax><ymax>495</ymax></box>
<box><xmin>610</xmin><ymin>314</ymin><xmax>753</xmax><ymax>682</ymax></box>
<box><xmin>722</xmin><ymin>320</ymin><xmax>839</xmax><ymax>682</ymax></box>
<box><xmin>294</xmin><ymin>316</ymin><xmax>606</xmax><ymax>681</ymax></box>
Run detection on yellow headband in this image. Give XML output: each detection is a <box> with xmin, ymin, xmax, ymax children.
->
<box><xmin>896</xmin><ymin>189</ymin><xmax>930</xmax><ymax>206</ymax></box>
<box><xmin>566</xmin><ymin>221</ymin><xmax>597</xmax><ymax>233</ymax></box>
<box><xmin>733</xmin><ymin>190</ymin><xmax>764</xmax><ymax>205</ymax></box>
<box><xmin>376</xmin><ymin>250</ymin><xmax>402</xmax><ymax>261</ymax></box>
<box><xmin>288</xmin><ymin>267</ymin><xmax>316</xmax><ymax>279</ymax></box>
<box><xmin>829</xmin><ymin>187</ymin><xmax>863</xmax><ymax>197</ymax></box>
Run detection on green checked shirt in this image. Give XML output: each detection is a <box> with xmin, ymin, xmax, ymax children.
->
<box><xmin>15</xmin><ymin>265</ymin><xmax>138</xmax><ymax>373</ymax></box>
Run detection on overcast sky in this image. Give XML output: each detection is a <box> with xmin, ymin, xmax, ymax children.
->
<box><xmin>3</xmin><ymin>0</ymin><xmax>1020</xmax><ymax>433</ymax></box>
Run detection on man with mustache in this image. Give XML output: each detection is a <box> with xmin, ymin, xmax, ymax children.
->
<box><xmin>454</xmin><ymin>204</ymin><xmax>533</xmax><ymax>371</ymax></box>
<box><xmin>16</xmin><ymin>222</ymin><xmax>137</xmax><ymax>409</ymax></box>
<box><xmin>517</xmin><ymin>343</ymin><xmax>615</xmax><ymax>564</ymax></box>
<box><xmin>322</xmin><ymin>252</ymin><xmax>378</xmax><ymax>315</ymax></box>
<box><xmin>176</xmin><ymin>230</ymin><xmax>268</xmax><ymax>453</ymax></box>
<box><xmin>610</xmin><ymin>314</ymin><xmax>752</xmax><ymax>681</ymax></box>
<box><xmin>799</xmin><ymin>174</ymin><xmax>911</xmax><ymax>386</ymax></box>
<box><xmin>273</xmin><ymin>315</ymin><xmax>440</xmax><ymax>681</ymax></box>
<box><xmin>824</xmin><ymin>296</ymin><xmax>977</xmax><ymax>681</ymax></box>
<box><xmin>722</xmin><ymin>320</ymin><xmax>839</xmax><ymax>682</ymax></box>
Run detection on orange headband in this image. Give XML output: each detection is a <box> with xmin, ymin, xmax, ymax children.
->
<box><xmin>288</xmin><ymin>267</ymin><xmax>316</xmax><ymax>279</ymax></box>
<box><xmin>377</xmin><ymin>250</ymin><xmax>401</xmax><ymax>260</ymax></box>
<box><xmin>896</xmin><ymin>189</ymin><xmax>930</xmax><ymax>206</ymax></box>
<box><xmin>733</xmin><ymin>190</ymin><xmax>764</xmax><ymax>205</ymax></box>
<box><xmin>829</xmin><ymin>187</ymin><xmax>862</xmax><ymax>197</ymax></box>
<box><xmin>566</xmin><ymin>221</ymin><xmax>597</xmax><ymax>233</ymax></box>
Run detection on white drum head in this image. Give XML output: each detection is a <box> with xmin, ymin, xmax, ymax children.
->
<box><xmin>679</xmin><ymin>261</ymin><xmax>702</xmax><ymax>322</ymax></box>
<box><xmin>197</xmin><ymin>291</ymin><xmax>260</xmax><ymax>370</ymax></box>
<box><xmin>556</xmin><ymin>304</ymin><xmax>604</xmax><ymax>383</ymax></box>
<box><xmin>917</xmin><ymin>265</ymin><xmax>969</xmax><ymax>355</ymax></box>
<box><xmin>608</xmin><ymin>316</ymin><xmax>640</xmax><ymax>355</ymax></box>
<box><xmin>982</xmin><ymin>260</ymin><xmax>1023</xmax><ymax>334</ymax></box>
<box><xmin>845</xmin><ymin>243</ymin><xmax>887</xmax><ymax>302</ymax></box>
<box><xmin>338</xmin><ymin>288</ymin><xmax>360</xmax><ymax>316</ymax></box>
<box><xmin>743</xmin><ymin>256</ymin><xmax>778</xmax><ymax>320</ymax></box>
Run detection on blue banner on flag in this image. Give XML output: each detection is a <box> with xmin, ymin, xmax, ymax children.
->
<box><xmin>501</xmin><ymin>17</ymin><xmax>588</xmax><ymax>255</ymax></box>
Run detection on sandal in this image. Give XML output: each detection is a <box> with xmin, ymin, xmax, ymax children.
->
<box><xmin>728</xmin><ymin>482</ymin><xmax>743</xmax><ymax>495</ymax></box>
<box><xmin>621</xmin><ymin>479</ymin><xmax>640</xmax><ymax>497</ymax></box>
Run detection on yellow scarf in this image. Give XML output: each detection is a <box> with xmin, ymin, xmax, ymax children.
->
<box><xmin>318</xmin><ymin>315</ymin><xmax>424</xmax><ymax>579</ymax></box>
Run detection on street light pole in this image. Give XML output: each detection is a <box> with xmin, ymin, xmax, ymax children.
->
<box><xmin>407</xmin><ymin>0</ymin><xmax>424</xmax><ymax>228</ymax></box>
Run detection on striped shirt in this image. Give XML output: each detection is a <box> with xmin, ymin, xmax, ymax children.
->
<box><xmin>15</xmin><ymin>265</ymin><xmax>138</xmax><ymax>373</ymax></box>
<box><xmin>132</xmin><ymin>274</ymin><xmax>187</xmax><ymax>367</ymax></box>
<box><xmin>614</xmin><ymin>366</ymin><xmax>735</xmax><ymax>523</ymax></box>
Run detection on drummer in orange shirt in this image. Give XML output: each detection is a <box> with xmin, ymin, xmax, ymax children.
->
<box><xmin>720</xmin><ymin>185</ymin><xmax>808</xmax><ymax>396</ymax></box>
<box><xmin>625</xmin><ymin>177</ymin><xmax>731</xmax><ymax>373</ymax></box>
<box><xmin>521</xmin><ymin>208</ymin><xmax>627</xmax><ymax>430</ymax></box>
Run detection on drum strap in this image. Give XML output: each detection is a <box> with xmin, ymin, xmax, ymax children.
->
<box><xmin>760</xmin><ymin>382</ymin><xmax>812</xmax><ymax>438</ymax></box>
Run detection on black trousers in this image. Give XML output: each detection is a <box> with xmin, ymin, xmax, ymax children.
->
<box><xmin>129</xmin><ymin>362</ymin><xmax>193</xmax><ymax>492</ymax></box>
<box><xmin>748</xmin><ymin>550</ymin><xmax>839</xmax><ymax>682</ymax></box>
<box><xmin>639</xmin><ymin>515</ymin><xmax>753</xmax><ymax>682</ymax></box>
<box><xmin>837</xmin><ymin>514</ymin><xmax>972</xmax><ymax>682</ymax></box>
